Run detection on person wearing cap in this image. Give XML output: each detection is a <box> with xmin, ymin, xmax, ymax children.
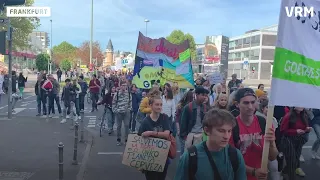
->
<box><xmin>228</xmin><ymin>74</ymin><xmax>241</xmax><ymax>94</ymax></box>
<box><xmin>180</xmin><ymin>86</ymin><xmax>210</xmax><ymax>150</ymax></box>
<box><xmin>229</xmin><ymin>88</ymin><xmax>278</xmax><ymax>180</ymax></box>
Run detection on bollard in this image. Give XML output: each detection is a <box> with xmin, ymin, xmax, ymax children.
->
<box><xmin>79</xmin><ymin>113</ymin><xmax>85</xmax><ymax>143</ymax></box>
<box><xmin>72</xmin><ymin>122</ymin><xmax>79</xmax><ymax>165</ymax></box>
<box><xmin>58</xmin><ymin>142</ymin><xmax>64</xmax><ymax>180</ymax></box>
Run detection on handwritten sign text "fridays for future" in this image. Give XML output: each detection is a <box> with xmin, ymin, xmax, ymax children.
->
<box><xmin>122</xmin><ymin>134</ymin><xmax>171</xmax><ymax>172</ymax></box>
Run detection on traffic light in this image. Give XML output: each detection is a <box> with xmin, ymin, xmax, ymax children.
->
<box><xmin>0</xmin><ymin>31</ymin><xmax>5</xmax><ymax>54</ymax></box>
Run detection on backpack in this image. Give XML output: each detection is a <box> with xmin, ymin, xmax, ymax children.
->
<box><xmin>232</xmin><ymin>115</ymin><xmax>266</xmax><ymax>146</ymax></box>
<box><xmin>79</xmin><ymin>82</ymin><xmax>88</xmax><ymax>93</ymax></box>
<box><xmin>188</xmin><ymin>144</ymin><xmax>239</xmax><ymax>180</ymax></box>
<box><xmin>188</xmin><ymin>102</ymin><xmax>207</xmax><ymax>114</ymax></box>
<box><xmin>115</xmin><ymin>91</ymin><xmax>131</xmax><ymax>105</ymax></box>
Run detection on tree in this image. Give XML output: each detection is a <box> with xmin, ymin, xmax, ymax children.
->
<box><xmin>60</xmin><ymin>59</ymin><xmax>72</xmax><ymax>71</ymax></box>
<box><xmin>53</xmin><ymin>41</ymin><xmax>77</xmax><ymax>65</ymax></box>
<box><xmin>76</xmin><ymin>41</ymin><xmax>104</xmax><ymax>66</ymax></box>
<box><xmin>0</xmin><ymin>0</ymin><xmax>40</xmax><ymax>50</ymax></box>
<box><xmin>166</xmin><ymin>30</ymin><xmax>196</xmax><ymax>61</ymax></box>
<box><xmin>36</xmin><ymin>53</ymin><xmax>49</xmax><ymax>71</ymax></box>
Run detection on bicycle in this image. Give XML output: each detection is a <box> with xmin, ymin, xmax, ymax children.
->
<box><xmin>98</xmin><ymin>106</ymin><xmax>108</xmax><ymax>137</ymax></box>
<box><xmin>87</xmin><ymin>91</ymin><xmax>92</xmax><ymax>104</ymax></box>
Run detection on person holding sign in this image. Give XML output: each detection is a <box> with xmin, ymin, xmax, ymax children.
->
<box><xmin>229</xmin><ymin>88</ymin><xmax>278</xmax><ymax>180</ymax></box>
<box><xmin>174</xmin><ymin>108</ymin><xmax>247</xmax><ymax>180</ymax></box>
<box><xmin>138</xmin><ymin>96</ymin><xmax>171</xmax><ymax>180</ymax></box>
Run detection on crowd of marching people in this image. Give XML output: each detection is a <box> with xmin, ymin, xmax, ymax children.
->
<box><xmin>31</xmin><ymin>69</ymin><xmax>319</xmax><ymax>180</ymax></box>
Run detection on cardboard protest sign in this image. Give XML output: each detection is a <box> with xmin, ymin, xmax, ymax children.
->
<box><xmin>122</xmin><ymin>134</ymin><xmax>171</xmax><ymax>172</ymax></box>
<box><xmin>207</xmin><ymin>72</ymin><xmax>224</xmax><ymax>84</ymax></box>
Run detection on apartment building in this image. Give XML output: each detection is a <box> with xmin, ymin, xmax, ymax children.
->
<box><xmin>29</xmin><ymin>31</ymin><xmax>50</xmax><ymax>52</ymax></box>
<box><xmin>228</xmin><ymin>25</ymin><xmax>277</xmax><ymax>80</ymax></box>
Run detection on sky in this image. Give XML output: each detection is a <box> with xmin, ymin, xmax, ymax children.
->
<box><xmin>35</xmin><ymin>0</ymin><xmax>281</xmax><ymax>53</ymax></box>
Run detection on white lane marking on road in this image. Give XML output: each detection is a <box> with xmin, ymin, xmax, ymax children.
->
<box><xmin>0</xmin><ymin>105</ymin><xmax>8</xmax><ymax>109</ymax></box>
<box><xmin>303</xmin><ymin>146</ymin><xmax>311</xmax><ymax>149</ymax></box>
<box><xmin>24</xmin><ymin>95</ymin><xmax>35</xmax><ymax>99</ymax></box>
<box><xmin>12</xmin><ymin>108</ymin><xmax>26</xmax><ymax>114</ymax></box>
<box><xmin>29</xmin><ymin>108</ymin><xmax>36</xmax><ymax>110</ymax></box>
<box><xmin>87</xmin><ymin>116</ymin><xmax>97</xmax><ymax>128</ymax></box>
<box><xmin>98</xmin><ymin>152</ymin><xmax>123</xmax><ymax>155</ymax></box>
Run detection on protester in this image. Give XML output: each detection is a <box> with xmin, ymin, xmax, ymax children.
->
<box><xmin>138</xmin><ymin>95</ymin><xmax>171</xmax><ymax>180</ymax></box>
<box><xmin>175</xmin><ymin>108</ymin><xmax>247</xmax><ymax>180</ymax></box>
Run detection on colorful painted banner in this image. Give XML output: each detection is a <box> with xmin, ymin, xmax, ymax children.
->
<box><xmin>270</xmin><ymin>0</ymin><xmax>320</xmax><ymax>108</ymax></box>
<box><xmin>132</xmin><ymin>32</ymin><xmax>194</xmax><ymax>89</ymax></box>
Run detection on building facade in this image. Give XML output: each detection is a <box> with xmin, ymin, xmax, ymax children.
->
<box><xmin>104</xmin><ymin>39</ymin><xmax>114</xmax><ymax>67</ymax></box>
<box><xmin>228</xmin><ymin>25</ymin><xmax>277</xmax><ymax>80</ymax></box>
<box><xmin>194</xmin><ymin>35</ymin><xmax>230</xmax><ymax>77</ymax></box>
<box><xmin>29</xmin><ymin>31</ymin><xmax>50</xmax><ymax>52</ymax></box>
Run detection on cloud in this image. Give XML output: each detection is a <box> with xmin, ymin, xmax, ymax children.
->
<box><xmin>35</xmin><ymin>0</ymin><xmax>281</xmax><ymax>52</ymax></box>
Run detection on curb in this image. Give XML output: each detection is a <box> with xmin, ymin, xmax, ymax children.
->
<box><xmin>76</xmin><ymin>130</ymin><xmax>95</xmax><ymax>180</ymax></box>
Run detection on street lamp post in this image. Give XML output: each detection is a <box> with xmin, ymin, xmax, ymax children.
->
<box><xmin>144</xmin><ymin>19</ymin><xmax>149</xmax><ymax>36</ymax></box>
<box><xmin>50</xmin><ymin>19</ymin><xmax>52</xmax><ymax>74</ymax></box>
<box><xmin>89</xmin><ymin>0</ymin><xmax>93</xmax><ymax>70</ymax></box>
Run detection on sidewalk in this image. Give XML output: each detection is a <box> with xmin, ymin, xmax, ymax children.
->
<box><xmin>0</xmin><ymin>116</ymin><xmax>92</xmax><ymax>180</ymax></box>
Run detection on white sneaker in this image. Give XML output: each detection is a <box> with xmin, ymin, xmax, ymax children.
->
<box><xmin>78</xmin><ymin>116</ymin><xmax>81</xmax><ymax>120</ymax></box>
<box><xmin>299</xmin><ymin>155</ymin><xmax>305</xmax><ymax>162</ymax></box>
<box><xmin>60</xmin><ymin>119</ymin><xmax>67</xmax><ymax>124</ymax></box>
<box><xmin>49</xmin><ymin>114</ymin><xmax>53</xmax><ymax>118</ymax></box>
<box><xmin>41</xmin><ymin>115</ymin><xmax>47</xmax><ymax>118</ymax></box>
<box><xmin>312</xmin><ymin>151</ymin><xmax>320</xmax><ymax>160</ymax></box>
<box><xmin>66</xmin><ymin>115</ymin><xmax>70</xmax><ymax>119</ymax></box>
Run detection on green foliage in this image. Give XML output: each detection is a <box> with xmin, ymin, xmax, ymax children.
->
<box><xmin>166</xmin><ymin>30</ymin><xmax>197</xmax><ymax>61</ymax></box>
<box><xmin>60</xmin><ymin>59</ymin><xmax>72</xmax><ymax>71</ymax></box>
<box><xmin>36</xmin><ymin>53</ymin><xmax>49</xmax><ymax>71</ymax></box>
<box><xmin>53</xmin><ymin>41</ymin><xmax>77</xmax><ymax>65</ymax></box>
<box><xmin>0</xmin><ymin>0</ymin><xmax>40</xmax><ymax>50</ymax></box>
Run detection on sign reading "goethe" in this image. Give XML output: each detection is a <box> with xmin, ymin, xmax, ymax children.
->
<box><xmin>6</xmin><ymin>7</ymin><xmax>51</xmax><ymax>17</ymax></box>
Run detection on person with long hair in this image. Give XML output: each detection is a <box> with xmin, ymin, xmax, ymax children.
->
<box><xmin>175</xmin><ymin>91</ymin><xmax>194</xmax><ymax>156</ymax></box>
<box><xmin>162</xmin><ymin>88</ymin><xmax>176</xmax><ymax>135</ymax></box>
<box><xmin>139</xmin><ymin>87</ymin><xmax>161</xmax><ymax>114</ymax></box>
<box><xmin>138</xmin><ymin>96</ymin><xmax>171</xmax><ymax>180</ymax></box>
<box><xmin>213</xmin><ymin>93</ymin><xmax>228</xmax><ymax>110</ymax></box>
<box><xmin>280</xmin><ymin>107</ymin><xmax>312</xmax><ymax>179</ymax></box>
<box><xmin>97</xmin><ymin>86</ymin><xmax>116</xmax><ymax>135</ymax></box>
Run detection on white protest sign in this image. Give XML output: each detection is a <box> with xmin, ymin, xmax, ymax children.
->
<box><xmin>270</xmin><ymin>0</ymin><xmax>320</xmax><ymax>109</ymax></box>
<box><xmin>207</xmin><ymin>72</ymin><xmax>224</xmax><ymax>84</ymax></box>
<box><xmin>122</xmin><ymin>134</ymin><xmax>171</xmax><ymax>172</ymax></box>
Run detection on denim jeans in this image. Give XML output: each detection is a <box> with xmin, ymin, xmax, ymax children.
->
<box><xmin>90</xmin><ymin>92</ymin><xmax>99</xmax><ymax>110</ymax></box>
<box><xmin>49</xmin><ymin>93</ymin><xmax>62</xmax><ymax>115</ymax></box>
<box><xmin>36</xmin><ymin>95</ymin><xmax>42</xmax><ymax>114</ymax></box>
<box><xmin>129</xmin><ymin>111</ymin><xmax>137</xmax><ymax>131</ymax></box>
<box><xmin>104</xmin><ymin>108</ymin><xmax>115</xmax><ymax>131</ymax></box>
<box><xmin>79</xmin><ymin>94</ymin><xmax>85</xmax><ymax>111</ymax></box>
<box><xmin>116</xmin><ymin>111</ymin><xmax>130</xmax><ymax>142</ymax></box>
<box><xmin>74</xmin><ymin>98</ymin><xmax>80</xmax><ymax>116</ymax></box>
<box><xmin>312</xmin><ymin>124</ymin><xmax>320</xmax><ymax>152</ymax></box>
<box><xmin>41</xmin><ymin>93</ymin><xmax>48</xmax><ymax>115</ymax></box>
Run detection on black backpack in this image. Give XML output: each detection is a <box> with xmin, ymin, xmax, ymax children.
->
<box><xmin>188</xmin><ymin>144</ymin><xmax>239</xmax><ymax>180</ymax></box>
<box><xmin>232</xmin><ymin>115</ymin><xmax>266</xmax><ymax>145</ymax></box>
